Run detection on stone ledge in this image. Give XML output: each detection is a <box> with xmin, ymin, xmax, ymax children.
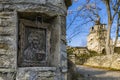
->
<box><xmin>0</xmin><ymin>69</ymin><xmax>15</xmax><ymax>73</ymax></box>
<box><xmin>18</xmin><ymin>67</ymin><xmax>56</xmax><ymax>71</ymax></box>
<box><xmin>0</xmin><ymin>0</ymin><xmax>46</xmax><ymax>4</ymax></box>
<box><xmin>0</xmin><ymin>0</ymin><xmax>69</xmax><ymax>11</ymax></box>
<box><xmin>1</xmin><ymin>3</ymin><xmax>66</xmax><ymax>16</ymax></box>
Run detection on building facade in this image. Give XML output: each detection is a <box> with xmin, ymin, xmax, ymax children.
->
<box><xmin>87</xmin><ymin>24</ymin><xmax>107</xmax><ymax>53</ymax></box>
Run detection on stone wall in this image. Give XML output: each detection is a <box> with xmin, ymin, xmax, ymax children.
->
<box><xmin>67</xmin><ymin>47</ymin><xmax>89</xmax><ymax>55</ymax></box>
<box><xmin>0</xmin><ymin>0</ymin><xmax>71</xmax><ymax>80</ymax></box>
<box><xmin>72</xmin><ymin>47</ymin><xmax>89</xmax><ymax>55</ymax></box>
<box><xmin>84</xmin><ymin>54</ymin><xmax>120</xmax><ymax>70</ymax></box>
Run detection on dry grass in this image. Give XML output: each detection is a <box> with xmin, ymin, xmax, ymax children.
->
<box><xmin>84</xmin><ymin>65</ymin><xmax>120</xmax><ymax>71</ymax></box>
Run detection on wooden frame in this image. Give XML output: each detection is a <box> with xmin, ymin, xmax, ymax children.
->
<box><xmin>18</xmin><ymin>19</ymin><xmax>50</xmax><ymax>67</ymax></box>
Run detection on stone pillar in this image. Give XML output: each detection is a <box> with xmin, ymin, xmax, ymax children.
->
<box><xmin>0</xmin><ymin>0</ymin><xmax>71</xmax><ymax>80</ymax></box>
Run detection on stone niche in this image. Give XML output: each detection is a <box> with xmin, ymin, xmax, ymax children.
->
<box><xmin>17</xmin><ymin>12</ymin><xmax>52</xmax><ymax>67</ymax></box>
<box><xmin>0</xmin><ymin>0</ymin><xmax>71</xmax><ymax>80</ymax></box>
<box><xmin>16</xmin><ymin>12</ymin><xmax>62</xmax><ymax>80</ymax></box>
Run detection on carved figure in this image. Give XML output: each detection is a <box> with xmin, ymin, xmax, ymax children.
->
<box><xmin>24</xmin><ymin>31</ymin><xmax>46</xmax><ymax>62</ymax></box>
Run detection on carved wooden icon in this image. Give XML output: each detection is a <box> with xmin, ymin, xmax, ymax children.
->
<box><xmin>18</xmin><ymin>19</ymin><xmax>48</xmax><ymax>67</ymax></box>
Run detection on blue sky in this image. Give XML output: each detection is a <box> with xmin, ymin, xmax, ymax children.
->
<box><xmin>66</xmin><ymin>0</ymin><xmax>118</xmax><ymax>47</ymax></box>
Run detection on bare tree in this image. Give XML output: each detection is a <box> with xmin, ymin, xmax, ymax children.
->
<box><xmin>113</xmin><ymin>10</ymin><xmax>120</xmax><ymax>52</ymax></box>
<box><xmin>67</xmin><ymin>0</ymin><xmax>120</xmax><ymax>54</ymax></box>
<box><xmin>102</xmin><ymin>0</ymin><xmax>120</xmax><ymax>54</ymax></box>
<box><xmin>67</xmin><ymin>0</ymin><xmax>101</xmax><ymax>41</ymax></box>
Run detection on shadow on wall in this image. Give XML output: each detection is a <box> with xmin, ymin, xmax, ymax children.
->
<box><xmin>67</xmin><ymin>59</ymin><xmax>84</xmax><ymax>80</ymax></box>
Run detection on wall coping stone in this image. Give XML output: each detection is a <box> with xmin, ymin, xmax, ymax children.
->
<box><xmin>18</xmin><ymin>67</ymin><xmax>56</xmax><ymax>71</ymax></box>
<box><xmin>0</xmin><ymin>69</ymin><xmax>15</xmax><ymax>73</ymax></box>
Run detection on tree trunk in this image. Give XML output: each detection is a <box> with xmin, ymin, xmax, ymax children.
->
<box><xmin>105</xmin><ymin>0</ymin><xmax>112</xmax><ymax>54</ymax></box>
<box><xmin>113</xmin><ymin>15</ymin><xmax>120</xmax><ymax>53</ymax></box>
<box><xmin>106</xmin><ymin>23</ymin><xmax>112</xmax><ymax>54</ymax></box>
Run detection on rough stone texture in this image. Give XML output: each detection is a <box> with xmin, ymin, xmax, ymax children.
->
<box><xmin>114</xmin><ymin>41</ymin><xmax>120</xmax><ymax>47</ymax></box>
<box><xmin>0</xmin><ymin>69</ymin><xmax>16</xmax><ymax>80</ymax></box>
<box><xmin>0</xmin><ymin>0</ymin><xmax>71</xmax><ymax>80</ymax></box>
<box><xmin>84</xmin><ymin>54</ymin><xmax>120</xmax><ymax>69</ymax></box>
<box><xmin>67</xmin><ymin>47</ymin><xmax>90</xmax><ymax>55</ymax></box>
<box><xmin>68</xmin><ymin>54</ymin><xmax>76</xmax><ymax>64</ymax></box>
<box><xmin>16</xmin><ymin>67</ymin><xmax>56</xmax><ymax>80</ymax></box>
<box><xmin>0</xmin><ymin>11</ymin><xmax>16</xmax><ymax>69</ymax></box>
<box><xmin>74</xmin><ymin>47</ymin><xmax>89</xmax><ymax>55</ymax></box>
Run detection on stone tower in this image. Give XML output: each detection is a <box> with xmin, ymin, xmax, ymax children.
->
<box><xmin>0</xmin><ymin>0</ymin><xmax>71</xmax><ymax>80</ymax></box>
<box><xmin>87</xmin><ymin>23</ymin><xmax>107</xmax><ymax>53</ymax></box>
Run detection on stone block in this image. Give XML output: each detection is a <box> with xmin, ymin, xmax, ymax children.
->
<box><xmin>0</xmin><ymin>36</ymin><xmax>14</xmax><ymax>46</ymax></box>
<box><xmin>16</xmin><ymin>67</ymin><xmax>56</xmax><ymax>80</ymax></box>
<box><xmin>1</xmin><ymin>18</ymin><xmax>14</xmax><ymax>27</ymax></box>
<box><xmin>46</xmin><ymin>0</ymin><xmax>62</xmax><ymax>5</ymax></box>
<box><xmin>61</xmin><ymin>41</ymin><xmax>66</xmax><ymax>52</ymax></box>
<box><xmin>0</xmin><ymin>27</ymin><xmax>3</xmax><ymax>32</ymax></box>
<box><xmin>0</xmin><ymin>4</ymin><xmax>3</xmax><ymax>12</ymax></box>
<box><xmin>0</xmin><ymin>43</ymin><xmax>9</xmax><ymax>50</ymax></box>
<box><xmin>10</xmin><ymin>0</ymin><xmax>46</xmax><ymax>4</ymax></box>
<box><xmin>0</xmin><ymin>54</ymin><xmax>15</xmax><ymax>68</ymax></box>
<box><xmin>0</xmin><ymin>27</ymin><xmax>15</xmax><ymax>36</ymax></box>
<box><xmin>0</xmin><ymin>72</ymin><xmax>16</xmax><ymax>80</ymax></box>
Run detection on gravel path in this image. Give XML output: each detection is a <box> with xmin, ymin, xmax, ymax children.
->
<box><xmin>76</xmin><ymin>65</ymin><xmax>120</xmax><ymax>80</ymax></box>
